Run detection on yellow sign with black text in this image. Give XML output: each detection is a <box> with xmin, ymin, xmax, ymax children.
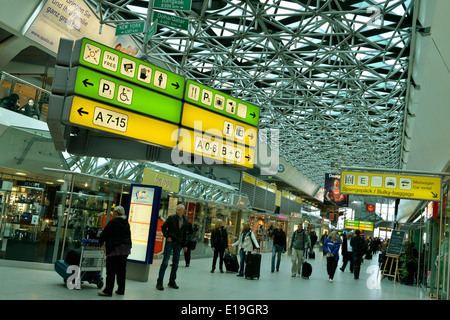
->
<box><xmin>65</xmin><ymin>96</ymin><xmax>179</xmax><ymax>149</ymax></box>
<box><xmin>340</xmin><ymin>171</ymin><xmax>441</xmax><ymax>201</ymax></box>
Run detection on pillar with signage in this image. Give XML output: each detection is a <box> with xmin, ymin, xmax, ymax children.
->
<box><xmin>125</xmin><ymin>184</ymin><xmax>162</xmax><ymax>282</ymax></box>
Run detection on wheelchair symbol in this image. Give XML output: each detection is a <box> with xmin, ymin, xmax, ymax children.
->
<box><xmin>117</xmin><ymin>85</ymin><xmax>132</xmax><ymax>105</ymax></box>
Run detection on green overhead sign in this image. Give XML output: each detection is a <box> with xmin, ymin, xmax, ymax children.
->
<box><xmin>153</xmin><ymin>11</ymin><xmax>189</xmax><ymax>30</ymax></box>
<box><xmin>115</xmin><ymin>21</ymin><xmax>145</xmax><ymax>35</ymax></box>
<box><xmin>72</xmin><ymin>38</ymin><xmax>185</xmax><ymax>100</ymax></box>
<box><xmin>67</xmin><ymin>66</ymin><xmax>183</xmax><ymax>124</ymax></box>
<box><xmin>154</xmin><ymin>0</ymin><xmax>192</xmax><ymax>11</ymax></box>
<box><xmin>184</xmin><ymin>79</ymin><xmax>260</xmax><ymax>127</ymax></box>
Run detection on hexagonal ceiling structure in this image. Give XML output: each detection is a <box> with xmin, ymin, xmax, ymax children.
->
<box><xmin>80</xmin><ymin>0</ymin><xmax>414</xmax><ymax>188</ymax></box>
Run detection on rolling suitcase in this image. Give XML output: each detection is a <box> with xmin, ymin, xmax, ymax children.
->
<box><xmin>302</xmin><ymin>261</ymin><xmax>312</xmax><ymax>279</ymax></box>
<box><xmin>245</xmin><ymin>253</ymin><xmax>261</xmax><ymax>279</ymax></box>
<box><xmin>224</xmin><ymin>252</ymin><xmax>239</xmax><ymax>272</ymax></box>
<box><xmin>308</xmin><ymin>251</ymin><xmax>315</xmax><ymax>259</ymax></box>
<box><xmin>55</xmin><ymin>259</ymin><xmax>73</xmax><ymax>281</ymax></box>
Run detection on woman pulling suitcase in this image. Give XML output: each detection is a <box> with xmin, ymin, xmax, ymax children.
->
<box><xmin>231</xmin><ymin>223</ymin><xmax>260</xmax><ymax>278</ymax></box>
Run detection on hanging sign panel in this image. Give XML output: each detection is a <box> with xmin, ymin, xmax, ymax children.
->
<box><xmin>66</xmin><ymin>66</ymin><xmax>183</xmax><ymax>124</ymax></box>
<box><xmin>181</xmin><ymin>103</ymin><xmax>257</xmax><ymax>148</ymax></box>
<box><xmin>184</xmin><ymin>79</ymin><xmax>260</xmax><ymax>127</ymax></box>
<box><xmin>71</xmin><ymin>38</ymin><xmax>185</xmax><ymax>100</ymax></box>
<box><xmin>341</xmin><ymin>171</ymin><xmax>441</xmax><ymax>201</ymax></box>
<box><xmin>176</xmin><ymin>128</ymin><xmax>255</xmax><ymax>169</ymax></box>
<box><xmin>62</xmin><ymin>96</ymin><xmax>179</xmax><ymax>149</ymax></box>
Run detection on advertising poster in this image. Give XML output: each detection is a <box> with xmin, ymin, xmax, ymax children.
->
<box><xmin>127</xmin><ymin>184</ymin><xmax>162</xmax><ymax>264</ymax></box>
<box><xmin>24</xmin><ymin>0</ymin><xmax>139</xmax><ymax>55</ymax></box>
<box><xmin>324</xmin><ymin>173</ymin><xmax>349</xmax><ymax>207</ymax></box>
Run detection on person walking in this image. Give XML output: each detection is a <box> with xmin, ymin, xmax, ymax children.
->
<box><xmin>231</xmin><ymin>223</ymin><xmax>259</xmax><ymax>277</ymax></box>
<box><xmin>340</xmin><ymin>232</ymin><xmax>354</xmax><ymax>273</ymax></box>
<box><xmin>271</xmin><ymin>225</ymin><xmax>287</xmax><ymax>272</ymax></box>
<box><xmin>156</xmin><ymin>204</ymin><xmax>189</xmax><ymax>290</ymax></box>
<box><xmin>210</xmin><ymin>220</ymin><xmax>228</xmax><ymax>273</ymax></box>
<box><xmin>98</xmin><ymin>206</ymin><xmax>132</xmax><ymax>296</ymax></box>
<box><xmin>324</xmin><ymin>231</ymin><xmax>341</xmax><ymax>283</ymax></box>
<box><xmin>289</xmin><ymin>224</ymin><xmax>310</xmax><ymax>277</ymax></box>
<box><xmin>309</xmin><ymin>230</ymin><xmax>318</xmax><ymax>252</ymax></box>
<box><xmin>184</xmin><ymin>222</ymin><xmax>194</xmax><ymax>267</ymax></box>
<box><xmin>350</xmin><ymin>230</ymin><xmax>366</xmax><ymax>280</ymax></box>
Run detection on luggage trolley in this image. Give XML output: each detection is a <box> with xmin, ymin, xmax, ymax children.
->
<box><xmin>77</xmin><ymin>239</ymin><xmax>105</xmax><ymax>289</ymax></box>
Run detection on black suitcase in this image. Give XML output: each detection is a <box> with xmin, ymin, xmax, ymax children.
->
<box><xmin>245</xmin><ymin>253</ymin><xmax>261</xmax><ymax>279</ymax></box>
<box><xmin>224</xmin><ymin>252</ymin><xmax>239</xmax><ymax>272</ymax></box>
<box><xmin>302</xmin><ymin>261</ymin><xmax>312</xmax><ymax>279</ymax></box>
<box><xmin>365</xmin><ymin>252</ymin><xmax>373</xmax><ymax>260</ymax></box>
<box><xmin>308</xmin><ymin>251</ymin><xmax>315</xmax><ymax>259</ymax></box>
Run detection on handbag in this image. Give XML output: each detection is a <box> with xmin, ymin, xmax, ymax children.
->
<box><xmin>187</xmin><ymin>235</ymin><xmax>197</xmax><ymax>250</ymax></box>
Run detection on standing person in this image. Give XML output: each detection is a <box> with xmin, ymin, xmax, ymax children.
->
<box><xmin>184</xmin><ymin>222</ymin><xmax>194</xmax><ymax>267</ymax></box>
<box><xmin>309</xmin><ymin>230</ymin><xmax>318</xmax><ymax>252</ymax></box>
<box><xmin>271</xmin><ymin>225</ymin><xmax>287</xmax><ymax>272</ymax></box>
<box><xmin>231</xmin><ymin>223</ymin><xmax>259</xmax><ymax>277</ymax></box>
<box><xmin>98</xmin><ymin>206</ymin><xmax>132</xmax><ymax>297</ymax></box>
<box><xmin>324</xmin><ymin>231</ymin><xmax>341</xmax><ymax>283</ymax></box>
<box><xmin>320</xmin><ymin>231</ymin><xmax>328</xmax><ymax>256</ymax></box>
<box><xmin>156</xmin><ymin>204</ymin><xmax>189</xmax><ymax>290</ymax></box>
<box><xmin>340</xmin><ymin>232</ymin><xmax>354</xmax><ymax>273</ymax></box>
<box><xmin>289</xmin><ymin>224</ymin><xmax>311</xmax><ymax>277</ymax></box>
<box><xmin>350</xmin><ymin>230</ymin><xmax>366</xmax><ymax>280</ymax></box>
<box><xmin>210</xmin><ymin>220</ymin><xmax>228</xmax><ymax>273</ymax></box>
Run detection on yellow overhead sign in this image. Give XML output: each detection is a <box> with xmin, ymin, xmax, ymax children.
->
<box><xmin>64</xmin><ymin>96</ymin><xmax>179</xmax><ymax>149</ymax></box>
<box><xmin>181</xmin><ymin>103</ymin><xmax>257</xmax><ymax>148</ymax></box>
<box><xmin>341</xmin><ymin>171</ymin><xmax>441</xmax><ymax>201</ymax></box>
<box><xmin>176</xmin><ymin>128</ymin><xmax>255</xmax><ymax>168</ymax></box>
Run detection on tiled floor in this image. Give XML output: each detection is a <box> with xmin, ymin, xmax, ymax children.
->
<box><xmin>0</xmin><ymin>250</ymin><xmax>428</xmax><ymax>301</ymax></box>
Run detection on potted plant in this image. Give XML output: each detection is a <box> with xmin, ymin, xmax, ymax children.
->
<box><xmin>399</xmin><ymin>242</ymin><xmax>418</xmax><ymax>285</ymax></box>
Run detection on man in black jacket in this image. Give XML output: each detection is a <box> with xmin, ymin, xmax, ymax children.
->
<box><xmin>156</xmin><ymin>204</ymin><xmax>189</xmax><ymax>290</ymax></box>
<box><xmin>350</xmin><ymin>230</ymin><xmax>366</xmax><ymax>280</ymax></box>
<box><xmin>210</xmin><ymin>220</ymin><xmax>228</xmax><ymax>273</ymax></box>
<box><xmin>340</xmin><ymin>232</ymin><xmax>354</xmax><ymax>273</ymax></box>
<box><xmin>271</xmin><ymin>226</ymin><xmax>287</xmax><ymax>272</ymax></box>
<box><xmin>98</xmin><ymin>205</ymin><xmax>132</xmax><ymax>296</ymax></box>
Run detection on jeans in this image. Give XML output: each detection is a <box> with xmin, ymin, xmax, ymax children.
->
<box><xmin>157</xmin><ymin>240</ymin><xmax>181</xmax><ymax>284</ymax></box>
<box><xmin>238</xmin><ymin>249</ymin><xmax>249</xmax><ymax>276</ymax></box>
<box><xmin>212</xmin><ymin>248</ymin><xmax>225</xmax><ymax>271</ymax></box>
<box><xmin>271</xmin><ymin>245</ymin><xmax>283</xmax><ymax>272</ymax></box>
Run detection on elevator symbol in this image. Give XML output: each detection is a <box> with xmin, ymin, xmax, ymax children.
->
<box><xmin>214</xmin><ymin>94</ymin><xmax>225</xmax><ymax>110</ymax></box>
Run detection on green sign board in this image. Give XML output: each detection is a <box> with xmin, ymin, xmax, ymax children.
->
<box><xmin>154</xmin><ymin>0</ymin><xmax>192</xmax><ymax>11</ymax></box>
<box><xmin>153</xmin><ymin>11</ymin><xmax>189</xmax><ymax>31</ymax></box>
<box><xmin>72</xmin><ymin>38</ymin><xmax>185</xmax><ymax>100</ymax></box>
<box><xmin>115</xmin><ymin>21</ymin><xmax>145</xmax><ymax>36</ymax></box>
<box><xmin>145</xmin><ymin>20</ymin><xmax>158</xmax><ymax>43</ymax></box>
<box><xmin>184</xmin><ymin>79</ymin><xmax>260</xmax><ymax>127</ymax></box>
<box><xmin>67</xmin><ymin>66</ymin><xmax>183</xmax><ymax>124</ymax></box>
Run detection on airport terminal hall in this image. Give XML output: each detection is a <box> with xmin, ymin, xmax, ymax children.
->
<box><xmin>0</xmin><ymin>0</ymin><xmax>450</xmax><ymax>308</ymax></box>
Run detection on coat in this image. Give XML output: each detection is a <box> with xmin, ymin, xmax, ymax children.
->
<box><xmin>161</xmin><ymin>214</ymin><xmax>189</xmax><ymax>247</ymax></box>
<box><xmin>99</xmin><ymin>216</ymin><xmax>132</xmax><ymax>255</ymax></box>
<box><xmin>232</xmin><ymin>230</ymin><xmax>259</xmax><ymax>252</ymax></box>
<box><xmin>290</xmin><ymin>230</ymin><xmax>311</xmax><ymax>250</ymax></box>
<box><xmin>324</xmin><ymin>238</ymin><xmax>341</xmax><ymax>261</ymax></box>
<box><xmin>211</xmin><ymin>226</ymin><xmax>228</xmax><ymax>250</ymax></box>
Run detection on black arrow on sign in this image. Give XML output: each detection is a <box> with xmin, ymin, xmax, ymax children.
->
<box><xmin>250</xmin><ymin>112</ymin><xmax>256</xmax><ymax>118</ymax></box>
<box><xmin>431</xmin><ymin>192</ymin><xmax>438</xmax><ymax>198</ymax></box>
<box><xmin>172</xmin><ymin>82</ymin><xmax>180</xmax><ymax>89</ymax></box>
<box><xmin>245</xmin><ymin>155</ymin><xmax>251</xmax><ymax>161</ymax></box>
<box><xmin>77</xmin><ymin>108</ymin><xmax>89</xmax><ymax>116</ymax></box>
<box><xmin>83</xmin><ymin>79</ymin><xmax>94</xmax><ymax>87</ymax></box>
<box><xmin>247</xmin><ymin>133</ymin><xmax>254</xmax><ymax>140</ymax></box>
